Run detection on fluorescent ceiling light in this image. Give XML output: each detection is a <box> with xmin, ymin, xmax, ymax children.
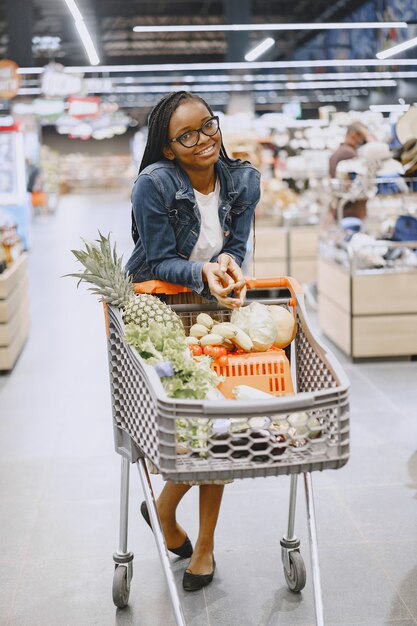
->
<box><xmin>302</xmin><ymin>71</ymin><xmax>417</xmax><ymax>80</ymax></box>
<box><xmin>63</xmin><ymin>0</ymin><xmax>99</xmax><ymax>65</ymax></box>
<box><xmin>63</xmin><ymin>0</ymin><xmax>83</xmax><ymax>22</ymax></box>
<box><xmin>74</xmin><ymin>19</ymin><xmax>100</xmax><ymax>65</ymax></box>
<box><xmin>376</xmin><ymin>36</ymin><xmax>417</xmax><ymax>59</ymax></box>
<box><xmin>58</xmin><ymin>79</ymin><xmax>396</xmax><ymax>95</ymax></box>
<box><xmin>369</xmin><ymin>104</ymin><xmax>409</xmax><ymax>112</ymax></box>
<box><xmin>17</xmin><ymin>88</ymin><xmax>42</xmax><ymax>95</ymax></box>
<box><xmin>18</xmin><ymin>57</ymin><xmax>417</xmax><ymax>75</ymax></box>
<box><xmin>245</xmin><ymin>37</ymin><xmax>274</xmax><ymax>62</ymax></box>
<box><xmin>133</xmin><ymin>21</ymin><xmax>407</xmax><ymax>33</ymax></box>
<box><xmin>286</xmin><ymin>79</ymin><xmax>397</xmax><ymax>89</ymax></box>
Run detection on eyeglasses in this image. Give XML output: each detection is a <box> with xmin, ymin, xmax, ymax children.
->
<box><xmin>168</xmin><ymin>116</ymin><xmax>220</xmax><ymax>148</ymax></box>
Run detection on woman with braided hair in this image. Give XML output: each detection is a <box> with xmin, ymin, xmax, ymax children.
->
<box><xmin>126</xmin><ymin>91</ymin><xmax>260</xmax><ymax>591</ymax></box>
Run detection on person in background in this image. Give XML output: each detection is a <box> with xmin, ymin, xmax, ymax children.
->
<box><xmin>125</xmin><ymin>91</ymin><xmax>261</xmax><ymax>591</ymax></box>
<box><xmin>25</xmin><ymin>159</ymin><xmax>42</xmax><ymax>193</ymax></box>
<box><xmin>329</xmin><ymin>122</ymin><xmax>372</xmax><ymax>178</ymax></box>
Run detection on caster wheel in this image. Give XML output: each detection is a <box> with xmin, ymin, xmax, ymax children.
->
<box><xmin>113</xmin><ymin>565</ymin><xmax>130</xmax><ymax>608</ymax></box>
<box><xmin>283</xmin><ymin>550</ymin><xmax>306</xmax><ymax>592</ymax></box>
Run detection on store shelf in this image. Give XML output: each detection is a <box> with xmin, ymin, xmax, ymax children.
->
<box><xmin>254</xmin><ymin>225</ymin><xmax>319</xmax><ymax>284</ymax></box>
<box><xmin>0</xmin><ymin>253</ymin><xmax>30</xmax><ymax>370</ymax></box>
<box><xmin>0</xmin><ymin>254</ymin><xmax>27</xmax><ymax>298</ymax></box>
<box><xmin>318</xmin><ymin>253</ymin><xmax>417</xmax><ymax>359</ymax></box>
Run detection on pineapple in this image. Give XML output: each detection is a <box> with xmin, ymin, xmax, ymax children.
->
<box><xmin>67</xmin><ymin>232</ymin><xmax>183</xmax><ymax>331</ymax></box>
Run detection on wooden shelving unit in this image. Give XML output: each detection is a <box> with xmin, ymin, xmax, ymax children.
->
<box><xmin>253</xmin><ymin>225</ymin><xmax>319</xmax><ymax>284</ymax></box>
<box><xmin>0</xmin><ymin>254</ymin><xmax>29</xmax><ymax>371</ymax></box>
<box><xmin>318</xmin><ymin>253</ymin><xmax>417</xmax><ymax>359</ymax></box>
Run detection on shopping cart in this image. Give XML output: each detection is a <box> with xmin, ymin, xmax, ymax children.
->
<box><xmin>103</xmin><ymin>276</ymin><xmax>350</xmax><ymax>626</ymax></box>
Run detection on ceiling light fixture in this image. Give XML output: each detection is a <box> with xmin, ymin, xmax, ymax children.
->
<box><xmin>286</xmin><ymin>79</ymin><xmax>397</xmax><ymax>89</ymax></box>
<box><xmin>369</xmin><ymin>104</ymin><xmax>409</xmax><ymax>112</ymax></box>
<box><xmin>245</xmin><ymin>37</ymin><xmax>274</xmax><ymax>62</ymax></box>
<box><xmin>302</xmin><ymin>71</ymin><xmax>417</xmax><ymax>80</ymax></box>
<box><xmin>132</xmin><ymin>21</ymin><xmax>407</xmax><ymax>33</ymax></box>
<box><xmin>18</xmin><ymin>57</ymin><xmax>417</xmax><ymax>75</ymax></box>
<box><xmin>376</xmin><ymin>36</ymin><xmax>417</xmax><ymax>59</ymax></box>
<box><xmin>63</xmin><ymin>0</ymin><xmax>100</xmax><ymax>65</ymax></box>
<box><xmin>44</xmin><ymin>78</ymin><xmax>396</xmax><ymax>96</ymax></box>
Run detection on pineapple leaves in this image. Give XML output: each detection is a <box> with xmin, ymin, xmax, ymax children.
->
<box><xmin>64</xmin><ymin>232</ymin><xmax>134</xmax><ymax>306</ymax></box>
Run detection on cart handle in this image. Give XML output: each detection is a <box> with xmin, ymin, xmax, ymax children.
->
<box><xmin>133</xmin><ymin>276</ymin><xmax>303</xmax><ymax>298</ymax></box>
<box><xmin>245</xmin><ymin>276</ymin><xmax>303</xmax><ymax>299</ymax></box>
<box><xmin>202</xmin><ymin>392</ymin><xmax>316</xmax><ymax>415</ymax></box>
<box><xmin>133</xmin><ymin>280</ymin><xmax>191</xmax><ymax>295</ymax></box>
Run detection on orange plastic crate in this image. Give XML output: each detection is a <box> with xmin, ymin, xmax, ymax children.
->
<box><xmin>211</xmin><ymin>349</ymin><xmax>294</xmax><ymax>399</ymax></box>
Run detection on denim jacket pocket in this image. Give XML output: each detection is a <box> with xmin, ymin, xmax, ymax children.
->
<box><xmin>230</xmin><ymin>202</ymin><xmax>250</xmax><ymax>215</ymax></box>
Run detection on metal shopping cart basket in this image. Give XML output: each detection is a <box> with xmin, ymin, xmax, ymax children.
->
<box><xmin>103</xmin><ymin>276</ymin><xmax>350</xmax><ymax>626</ymax></box>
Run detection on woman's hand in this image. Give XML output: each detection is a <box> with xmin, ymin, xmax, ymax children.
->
<box><xmin>202</xmin><ymin>254</ymin><xmax>246</xmax><ymax>309</ymax></box>
<box><xmin>217</xmin><ymin>253</ymin><xmax>247</xmax><ymax>305</ymax></box>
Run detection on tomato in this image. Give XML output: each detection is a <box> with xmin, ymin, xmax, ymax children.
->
<box><xmin>217</xmin><ymin>355</ymin><xmax>229</xmax><ymax>367</ymax></box>
<box><xmin>210</xmin><ymin>346</ymin><xmax>227</xmax><ymax>359</ymax></box>
<box><xmin>189</xmin><ymin>344</ymin><xmax>202</xmax><ymax>356</ymax></box>
<box><xmin>203</xmin><ymin>345</ymin><xmax>215</xmax><ymax>356</ymax></box>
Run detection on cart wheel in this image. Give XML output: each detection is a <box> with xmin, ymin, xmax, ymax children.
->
<box><xmin>113</xmin><ymin>565</ymin><xmax>130</xmax><ymax>608</ymax></box>
<box><xmin>283</xmin><ymin>550</ymin><xmax>306</xmax><ymax>592</ymax></box>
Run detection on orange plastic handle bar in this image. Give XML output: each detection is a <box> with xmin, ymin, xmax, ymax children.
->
<box><xmin>245</xmin><ymin>276</ymin><xmax>303</xmax><ymax>299</ymax></box>
<box><xmin>133</xmin><ymin>280</ymin><xmax>191</xmax><ymax>295</ymax></box>
<box><xmin>133</xmin><ymin>276</ymin><xmax>303</xmax><ymax>298</ymax></box>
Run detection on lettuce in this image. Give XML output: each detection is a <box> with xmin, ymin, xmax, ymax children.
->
<box><xmin>124</xmin><ymin>321</ymin><xmax>220</xmax><ymax>399</ymax></box>
<box><xmin>124</xmin><ymin>321</ymin><xmax>221</xmax><ymax>455</ymax></box>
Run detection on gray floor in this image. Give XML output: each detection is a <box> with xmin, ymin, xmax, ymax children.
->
<box><xmin>1</xmin><ymin>191</ymin><xmax>417</xmax><ymax>626</ymax></box>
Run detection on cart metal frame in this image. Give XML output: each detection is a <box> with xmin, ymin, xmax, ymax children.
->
<box><xmin>104</xmin><ymin>277</ymin><xmax>350</xmax><ymax>626</ymax></box>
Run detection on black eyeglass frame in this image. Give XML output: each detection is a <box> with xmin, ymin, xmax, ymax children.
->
<box><xmin>168</xmin><ymin>116</ymin><xmax>220</xmax><ymax>148</ymax></box>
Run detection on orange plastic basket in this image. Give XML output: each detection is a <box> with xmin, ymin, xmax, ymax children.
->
<box><xmin>211</xmin><ymin>349</ymin><xmax>294</xmax><ymax>399</ymax></box>
<box><xmin>31</xmin><ymin>191</ymin><xmax>47</xmax><ymax>207</ymax></box>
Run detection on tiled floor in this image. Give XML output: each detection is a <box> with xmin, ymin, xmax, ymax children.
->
<box><xmin>1</xmin><ymin>191</ymin><xmax>417</xmax><ymax>626</ymax></box>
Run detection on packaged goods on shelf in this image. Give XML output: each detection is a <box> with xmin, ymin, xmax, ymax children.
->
<box><xmin>0</xmin><ymin>223</ymin><xmax>23</xmax><ymax>266</ymax></box>
<box><xmin>59</xmin><ymin>154</ymin><xmax>134</xmax><ymax>191</ymax></box>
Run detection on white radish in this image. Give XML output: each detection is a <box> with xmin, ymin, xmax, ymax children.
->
<box><xmin>196</xmin><ymin>313</ymin><xmax>214</xmax><ymax>329</ymax></box>
<box><xmin>231</xmin><ymin>329</ymin><xmax>253</xmax><ymax>352</ymax></box>
<box><xmin>189</xmin><ymin>324</ymin><xmax>209</xmax><ymax>338</ymax></box>
<box><xmin>213</xmin><ymin>321</ymin><xmax>253</xmax><ymax>351</ymax></box>
<box><xmin>200</xmin><ymin>333</ymin><xmax>224</xmax><ymax>346</ymax></box>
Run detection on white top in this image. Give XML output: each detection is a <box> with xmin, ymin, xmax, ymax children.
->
<box><xmin>189</xmin><ymin>178</ymin><xmax>223</xmax><ymax>263</ymax></box>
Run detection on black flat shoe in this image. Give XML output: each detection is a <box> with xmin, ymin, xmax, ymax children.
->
<box><xmin>140</xmin><ymin>501</ymin><xmax>193</xmax><ymax>559</ymax></box>
<box><xmin>182</xmin><ymin>557</ymin><xmax>216</xmax><ymax>592</ymax></box>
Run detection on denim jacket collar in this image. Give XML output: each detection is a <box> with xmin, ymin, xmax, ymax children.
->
<box><xmin>174</xmin><ymin>159</ymin><xmax>239</xmax><ymax>205</ymax></box>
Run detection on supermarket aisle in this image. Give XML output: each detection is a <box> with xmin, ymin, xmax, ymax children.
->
<box><xmin>1</xmin><ymin>191</ymin><xmax>417</xmax><ymax>626</ymax></box>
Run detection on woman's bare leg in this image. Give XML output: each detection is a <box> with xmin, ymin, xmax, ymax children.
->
<box><xmin>186</xmin><ymin>484</ymin><xmax>224</xmax><ymax>574</ymax></box>
<box><xmin>156</xmin><ymin>481</ymin><xmax>192</xmax><ymax>548</ymax></box>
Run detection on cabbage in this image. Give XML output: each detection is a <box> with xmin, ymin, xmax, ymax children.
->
<box><xmin>231</xmin><ymin>302</ymin><xmax>277</xmax><ymax>351</ymax></box>
<box><xmin>268</xmin><ymin>305</ymin><xmax>297</xmax><ymax>348</ymax></box>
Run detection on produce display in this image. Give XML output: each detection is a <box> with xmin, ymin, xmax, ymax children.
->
<box><xmin>67</xmin><ymin>233</ymin><xmax>320</xmax><ymax>461</ymax></box>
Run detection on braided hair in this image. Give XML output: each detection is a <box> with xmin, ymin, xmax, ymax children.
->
<box><xmin>131</xmin><ymin>91</ymin><xmax>234</xmax><ymax>243</ymax></box>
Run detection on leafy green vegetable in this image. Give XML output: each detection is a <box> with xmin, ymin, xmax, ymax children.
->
<box><xmin>124</xmin><ymin>321</ymin><xmax>222</xmax><ymax>456</ymax></box>
<box><xmin>124</xmin><ymin>321</ymin><xmax>220</xmax><ymax>399</ymax></box>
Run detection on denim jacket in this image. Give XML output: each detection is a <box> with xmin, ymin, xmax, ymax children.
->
<box><xmin>125</xmin><ymin>157</ymin><xmax>261</xmax><ymax>295</ymax></box>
